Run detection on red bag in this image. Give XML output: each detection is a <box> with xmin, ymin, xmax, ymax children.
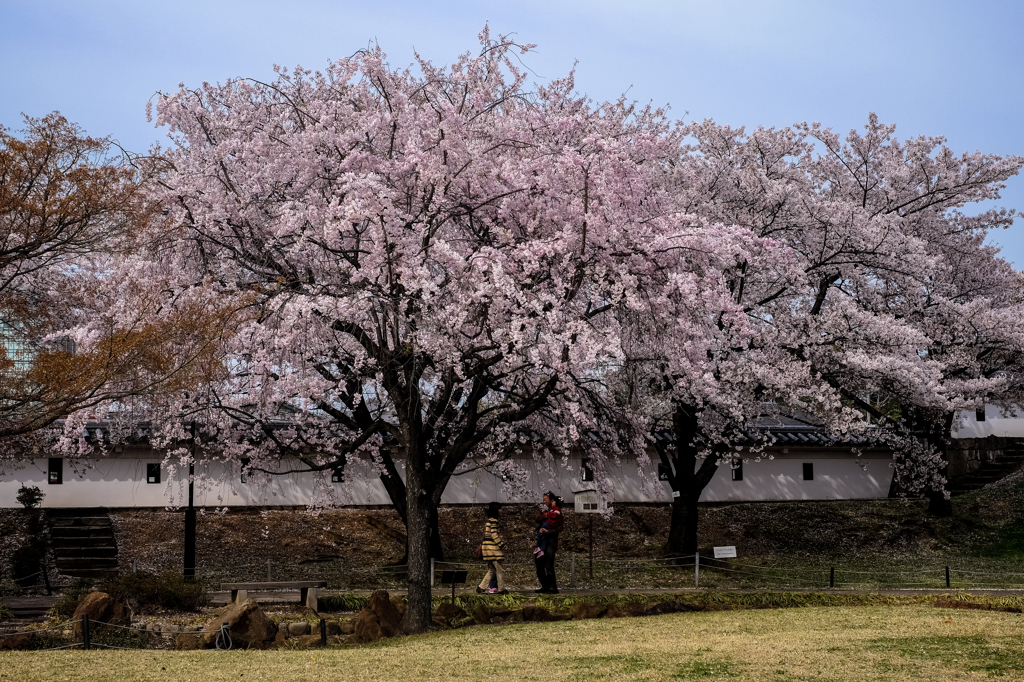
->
<box><xmin>475</xmin><ymin>543</ymin><xmax>484</xmax><ymax>560</ymax></box>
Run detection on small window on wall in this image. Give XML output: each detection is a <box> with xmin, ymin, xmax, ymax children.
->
<box><xmin>731</xmin><ymin>459</ymin><xmax>743</xmax><ymax>482</ymax></box>
<box><xmin>331</xmin><ymin>468</ymin><xmax>344</xmax><ymax>483</ymax></box>
<box><xmin>581</xmin><ymin>458</ymin><xmax>594</xmax><ymax>482</ymax></box>
<box><xmin>802</xmin><ymin>463</ymin><xmax>814</xmax><ymax>481</ymax></box>
<box><xmin>657</xmin><ymin>463</ymin><xmax>672</xmax><ymax>481</ymax></box>
<box><xmin>48</xmin><ymin>457</ymin><xmax>63</xmax><ymax>485</ymax></box>
<box><xmin>976</xmin><ymin>407</ymin><xmax>986</xmax><ymax>422</ymax></box>
<box><xmin>146</xmin><ymin>463</ymin><xmax>161</xmax><ymax>484</ymax></box>
<box><xmin>240</xmin><ymin>458</ymin><xmax>251</xmax><ymax>483</ymax></box>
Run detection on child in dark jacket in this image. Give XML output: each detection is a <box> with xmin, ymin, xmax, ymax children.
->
<box><xmin>533</xmin><ymin>501</ymin><xmax>561</xmax><ymax>558</ymax></box>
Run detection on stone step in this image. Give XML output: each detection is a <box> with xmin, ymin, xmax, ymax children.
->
<box><xmin>50</xmin><ymin>532</ymin><xmax>115</xmax><ymax>541</ymax></box>
<box><xmin>54</xmin><ymin>567</ymin><xmax>118</xmax><ymax>580</ymax></box>
<box><xmin>948</xmin><ymin>448</ymin><xmax>1024</xmax><ymax>496</ymax></box>
<box><xmin>50</xmin><ymin>517</ymin><xmax>112</xmax><ymax>527</ymax></box>
<box><xmin>52</xmin><ymin>546</ymin><xmax>118</xmax><ymax>558</ymax></box>
<box><xmin>50</xmin><ymin>522</ymin><xmax>114</xmax><ymax>531</ymax></box>
<box><xmin>0</xmin><ymin>617</ymin><xmax>49</xmax><ymax>629</ymax></box>
<box><xmin>55</xmin><ymin>556</ymin><xmax>118</xmax><ymax>568</ymax></box>
<box><xmin>51</xmin><ymin>541</ymin><xmax>117</xmax><ymax>551</ymax></box>
<box><xmin>50</xmin><ymin>531</ymin><xmax>116</xmax><ymax>543</ymax></box>
<box><xmin>46</xmin><ymin>509</ymin><xmax>119</xmax><ymax>579</ymax></box>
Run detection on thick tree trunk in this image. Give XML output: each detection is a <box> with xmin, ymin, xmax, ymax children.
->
<box><xmin>402</xmin><ymin>441</ymin><xmax>435</xmax><ymax>634</ymax></box>
<box><xmin>380</xmin><ymin>453</ymin><xmax>445</xmax><ymax>563</ymax></box>
<box><xmin>660</xmin><ymin>403</ymin><xmax>723</xmax><ymax>556</ymax></box>
<box><xmin>667</xmin><ymin>490</ymin><xmax>702</xmax><ymax>555</ymax></box>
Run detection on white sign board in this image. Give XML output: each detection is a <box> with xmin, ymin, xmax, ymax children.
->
<box><xmin>713</xmin><ymin>546</ymin><xmax>737</xmax><ymax>559</ymax></box>
<box><xmin>573</xmin><ymin>489</ymin><xmax>611</xmax><ymax>514</ymax></box>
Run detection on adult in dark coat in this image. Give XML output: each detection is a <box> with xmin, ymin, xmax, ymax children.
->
<box><xmin>534</xmin><ymin>491</ymin><xmax>563</xmax><ymax>593</ymax></box>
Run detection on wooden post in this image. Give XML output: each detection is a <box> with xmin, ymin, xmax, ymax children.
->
<box><xmin>267</xmin><ymin>558</ymin><xmax>271</xmax><ymax>582</ymax></box>
<box><xmin>570</xmin><ymin>553</ymin><xmax>577</xmax><ymax>589</ymax></box>
<box><xmin>319</xmin><ymin>618</ymin><xmax>326</xmax><ymax>646</ymax></box>
<box><xmin>430</xmin><ymin>558</ymin><xmax>435</xmax><ymax>588</ymax></box>
<box><xmin>946</xmin><ymin>566</ymin><xmax>951</xmax><ymax>588</ymax></box>
<box><xmin>829</xmin><ymin>567</ymin><xmax>835</xmax><ymax>589</ymax></box>
<box><xmin>695</xmin><ymin>551</ymin><xmax>700</xmax><ymax>588</ymax></box>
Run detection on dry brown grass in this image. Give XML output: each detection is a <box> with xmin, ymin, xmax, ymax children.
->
<box><xmin>5</xmin><ymin>605</ymin><xmax>1024</xmax><ymax>681</ymax></box>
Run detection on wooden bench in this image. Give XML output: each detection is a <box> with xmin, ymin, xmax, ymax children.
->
<box><xmin>221</xmin><ymin>581</ymin><xmax>328</xmax><ymax>610</ymax></box>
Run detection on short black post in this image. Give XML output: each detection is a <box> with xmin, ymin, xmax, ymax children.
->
<box><xmin>946</xmin><ymin>566</ymin><xmax>951</xmax><ymax>588</ymax></box>
<box><xmin>319</xmin><ymin>618</ymin><xmax>326</xmax><ymax>646</ymax></box>
<box><xmin>451</xmin><ymin>580</ymin><xmax>457</xmax><ymax>605</ymax></box>
<box><xmin>829</xmin><ymin>567</ymin><xmax>835</xmax><ymax>589</ymax></box>
<box><xmin>82</xmin><ymin>614</ymin><xmax>90</xmax><ymax>650</ymax></box>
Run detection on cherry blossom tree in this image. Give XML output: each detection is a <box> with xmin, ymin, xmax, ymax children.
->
<box><xmin>85</xmin><ymin>30</ymin><xmax>751</xmax><ymax>632</ymax></box>
<box><xmin>641</xmin><ymin>115</ymin><xmax>1024</xmax><ymax>553</ymax></box>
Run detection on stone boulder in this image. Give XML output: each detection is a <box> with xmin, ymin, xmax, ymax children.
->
<box><xmin>643</xmin><ymin>600</ymin><xmax>693</xmax><ymax>617</ymax></box>
<box><xmin>200</xmin><ymin>599</ymin><xmax>278</xmax><ymax>649</ymax></box>
<box><xmin>570</xmin><ymin>602</ymin><xmax>607</xmax><ymax>620</ymax></box>
<box><xmin>325</xmin><ymin>621</ymin><xmax>342</xmax><ymax>636</ymax></box>
<box><xmin>434</xmin><ymin>602</ymin><xmax>468</xmax><ymax>626</ymax></box>
<box><xmin>0</xmin><ymin>632</ymin><xmax>33</xmax><ymax>651</ymax></box>
<box><xmin>172</xmin><ymin>633</ymin><xmax>205</xmax><ymax>650</ymax></box>
<box><xmin>73</xmin><ymin>592</ymin><xmax>130</xmax><ymax>637</ymax></box>
<box><xmin>338</xmin><ymin>619</ymin><xmax>356</xmax><ymax>635</ymax></box>
<box><xmin>606</xmin><ymin>602</ymin><xmax>646</xmax><ymax>618</ymax></box>
<box><xmin>390</xmin><ymin>595</ymin><xmax>408</xmax><ymax>619</ymax></box>
<box><xmin>286</xmin><ymin>622</ymin><xmax>310</xmax><ymax>637</ymax></box>
<box><xmin>295</xmin><ymin>633</ymin><xmax>324</xmax><ymax>648</ymax></box>
<box><xmin>489</xmin><ymin>605</ymin><xmax>513</xmax><ymax>619</ymax></box>
<box><xmin>472</xmin><ymin>605</ymin><xmax>492</xmax><ymax>625</ymax></box>
<box><xmin>521</xmin><ymin>605</ymin><xmax>553</xmax><ymax>622</ymax></box>
<box><xmin>354</xmin><ymin>590</ymin><xmax>403</xmax><ymax>643</ymax></box>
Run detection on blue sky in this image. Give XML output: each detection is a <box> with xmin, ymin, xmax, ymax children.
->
<box><xmin>4</xmin><ymin>0</ymin><xmax>1024</xmax><ymax>263</ymax></box>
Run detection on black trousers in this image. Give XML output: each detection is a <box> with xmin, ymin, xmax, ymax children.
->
<box><xmin>534</xmin><ymin>534</ymin><xmax>558</xmax><ymax>590</ymax></box>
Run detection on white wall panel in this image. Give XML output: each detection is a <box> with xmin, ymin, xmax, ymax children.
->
<box><xmin>0</xmin><ymin>452</ymin><xmax>893</xmax><ymax>508</ymax></box>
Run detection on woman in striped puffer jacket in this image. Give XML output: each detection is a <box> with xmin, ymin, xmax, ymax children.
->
<box><xmin>477</xmin><ymin>502</ymin><xmax>508</xmax><ymax>594</ymax></box>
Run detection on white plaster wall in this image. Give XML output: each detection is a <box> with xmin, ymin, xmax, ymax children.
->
<box><xmin>697</xmin><ymin>457</ymin><xmax>892</xmax><ymax>502</ymax></box>
<box><xmin>952</xmin><ymin>406</ymin><xmax>1024</xmax><ymax>439</ymax></box>
<box><xmin>0</xmin><ymin>457</ymin><xmax>395</xmax><ymax>509</ymax></box>
<box><xmin>0</xmin><ymin>452</ymin><xmax>893</xmax><ymax>508</ymax></box>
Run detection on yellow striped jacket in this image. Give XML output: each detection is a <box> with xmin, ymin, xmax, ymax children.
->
<box><xmin>481</xmin><ymin>518</ymin><xmax>505</xmax><ymax>561</ymax></box>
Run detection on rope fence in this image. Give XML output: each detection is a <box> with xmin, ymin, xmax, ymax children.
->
<box><xmin>165</xmin><ymin>554</ymin><xmax>1024</xmax><ymax>592</ymax></box>
<box><xmin>4</xmin><ymin>554</ymin><xmax>1024</xmax><ymax>652</ymax></box>
<box><xmin>153</xmin><ymin>553</ymin><xmax>1024</xmax><ymax>591</ymax></box>
<box><xmin>8</xmin><ymin>552</ymin><xmax>1024</xmax><ymax>593</ymax></box>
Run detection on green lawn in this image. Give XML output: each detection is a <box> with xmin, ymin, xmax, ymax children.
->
<box><xmin>6</xmin><ymin>605</ymin><xmax>1024</xmax><ymax>681</ymax></box>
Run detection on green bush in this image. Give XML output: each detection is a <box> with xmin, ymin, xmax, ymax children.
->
<box><xmin>11</xmin><ymin>543</ymin><xmax>45</xmax><ymax>587</ymax></box>
<box><xmin>318</xmin><ymin>593</ymin><xmax>372</xmax><ymax>612</ymax></box>
<box><xmin>98</xmin><ymin>570</ymin><xmax>210</xmax><ymax>614</ymax></box>
<box><xmin>16</xmin><ymin>485</ymin><xmax>43</xmax><ymax>510</ymax></box>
